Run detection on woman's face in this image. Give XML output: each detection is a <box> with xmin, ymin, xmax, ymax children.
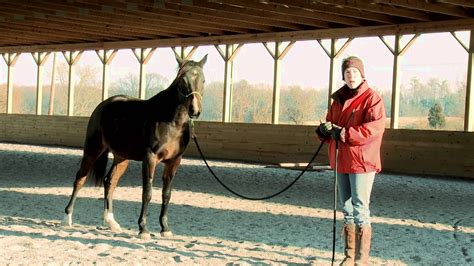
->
<box><xmin>344</xmin><ymin>67</ymin><xmax>363</xmax><ymax>89</ymax></box>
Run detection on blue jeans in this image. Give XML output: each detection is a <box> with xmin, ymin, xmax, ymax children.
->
<box><xmin>337</xmin><ymin>172</ymin><xmax>376</xmax><ymax>225</ymax></box>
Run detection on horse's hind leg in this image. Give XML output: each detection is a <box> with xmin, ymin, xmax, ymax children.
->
<box><xmin>103</xmin><ymin>156</ymin><xmax>128</xmax><ymax>232</ymax></box>
<box><xmin>159</xmin><ymin>156</ymin><xmax>182</xmax><ymax>237</ymax></box>
<box><xmin>62</xmin><ymin>149</ymin><xmax>104</xmax><ymax>226</ymax></box>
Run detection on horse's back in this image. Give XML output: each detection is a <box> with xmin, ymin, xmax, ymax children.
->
<box><xmin>84</xmin><ymin>95</ymin><xmax>150</xmax><ymax>158</ymax></box>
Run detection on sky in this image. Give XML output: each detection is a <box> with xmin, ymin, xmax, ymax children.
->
<box><xmin>0</xmin><ymin>31</ymin><xmax>470</xmax><ymax>92</ymax></box>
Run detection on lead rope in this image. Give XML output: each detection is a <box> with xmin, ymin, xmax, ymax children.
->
<box><xmin>190</xmin><ymin>120</ymin><xmax>326</xmax><ymax>200</ymax></box>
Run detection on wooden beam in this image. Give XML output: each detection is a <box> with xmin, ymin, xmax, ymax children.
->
<box><xmin>216</xmin><ymin>44</ymin><xmax>243</xmax><ymax>122</ymax></box>
<box><xmin>96</xmin><ymin>49</ymin><xmax>118</xmax><ymax>101</ymax></box>
<box><xmin>268</xmin><ymin>0</ymin><xmax>397</xmax><ymax>24</ymax></box>
<box><xmin>208</xmin><ymin>0</ymin><xmax>362</xmax><ymax>26</ymax></box>
<box><xmin>72</xmin><ymin>0</ymin><xmax>249</xmax><ymax>34</ymax></box>
<box><xmin>148</xmin><ymin>1</ymin><xmax>300</xmax><ymax>31</ymax></box>
<box><xmin>377</xmin><ymin>0</ymin><xmax>469</xmax><ymax>18</ymax></box>
<box><xmin>0</xmin><ymin>23</ymin><xmax>94</xmax><ymax>42</ymax></box>
<box><xmin>1</xmin><ymin>53</ymin><xmax>20</xmax><ymax>114</ymax></box>
<box><xmin>133</xmin><ymin>48</ymin><xmax>156</xmax><ymax>99</ymax></box>
<box><xmin>465</xmin><ymin>30</ymin><xmax>474</xmax><ymax>131</ymax></box>
<box><xmin>182</xmin><ymin>0</ymin><xmax>331</xmax><ymax>29</ymax></box>
<box><xmin>32</xmin><ymin>52</ymin><xmax>51</xmax><ymax>115</ymax></box>
<box><xmin>0</xmin><ymin>18</ymin><xmax>473</xmax><ymax>53</ymax></box>
<box><xmin>1</xmin><ymin>2</ymin><xmax>205</xmax><ymax>37</ymax></box>
<box><xmin>0</xmin><ymin>9</ymin><xmax>154</xmax><ymax>40</ymax></box>
<box><xmin>316</xmin><ymin>0</ymin><xmax>431</xmax><ymax>21</ymax></box>
<box><xmin>438</xmin><ymin>0</ymin><xmax>474</xmax><ymax>8</ymax></box>
<box><xmin>62</xmin><ymin>51</ymin><xmax>83</xmax><ymax>116</ymax></box>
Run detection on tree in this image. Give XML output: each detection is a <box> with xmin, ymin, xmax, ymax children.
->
<box><xmin>428</xmin><ymin>102</ymin><xmax>446</xmax><ymax>128</ymax></box>
<box><xmin>109</xmin><ymin>72</ymin><xmax>169</xmax><ymax>99</ymax></box>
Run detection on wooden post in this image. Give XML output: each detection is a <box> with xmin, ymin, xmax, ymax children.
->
<box><xmin>465</xmin><ymin>31</ymin><xmax>474</xmax><ymax>132</ymax></box>
<box><xmin>215</xmin><ymin>44</ymin><xmax>243</xmax><ymax>122</ymax></box>
<box><xmin>96</xmin><ymin>49</ymin><xmax>118</xmax><ymax>101</ymax></box>
<box><xmin>318</xmin><ymin>38</ymin><xmax>353</xmax><ymax>110</ymax></box>
<box><xmin>452</xmin><ymin>30</ymin><xmax>474</xmax><ymax>132</ymax></box>
<box><xmin>380</xmin><ymin>34</ymin><xmax>419</xmax><ymax>129</ymax></box>
<box><xmin>133</xmin><ymin>48</ymin><xmax>156</xmax><ymax>100</ymax></box>
<box><xmin>263</xmin><ymin>41</ymin><xmax>295</xmax><ymax>124</ymax></box>
<box><xmin>48</xmin><ymin>53</ymin><xmax>57</xmax><ymax>115</ymax></box>
<box><xmin>1</xmin><ymin>53</ymin><xmax>20</xmax><ymax>114</ymax></box>
<box><xmin>62</xmin><ymin>51</ymin><xmax>83</xmax><ymax>116</ymax></box>
<box><xmin>172</xmin><ymin>46</ymin><xmax>198</xmax><ymax>62</ymax></box>
<box><xmin>32</xmin><ymin>52</ymin><xmax>51</xmax><ymax>115</ymax></box>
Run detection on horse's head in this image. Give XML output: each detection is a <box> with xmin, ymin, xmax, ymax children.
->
<box><xmin>175</xmin><ymin>54</ymin><xmax>207</xmax><ymax>119</ymax></box>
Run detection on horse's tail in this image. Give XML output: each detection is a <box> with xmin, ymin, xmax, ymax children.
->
<box><xmin>92</xmin><ymin>149</ymin><xmax>109</xmax><ymax>187</ymax></box>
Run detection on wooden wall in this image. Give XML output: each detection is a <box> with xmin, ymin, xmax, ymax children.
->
<box><xmin>1</xmin><ymin>114</ymin><xmax>472</xmax><ymax>179</ymax></box>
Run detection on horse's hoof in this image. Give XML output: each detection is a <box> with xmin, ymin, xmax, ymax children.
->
<box><xmin>161</xmin><ymin>231</ymin><xmax>173</xmax><ymax>237</ymax></box>
<box><xmin>139</xmin><ymin>232</ymin><xmax>151</xmax><ymax>240</ymax></box>
<box><xmin>61</xmin><ymin>214</ymin><xmax>72</xmax><ymax>227</ymax></box>
<box><xmin>103</xmin><ymin>212</ymin><xmax>122</xmax><ymax>232</ymax></box>
<box><xmin>110</xmin><ymin>224</ymin><xmax>122</xmax><ymax>233</ymax></box>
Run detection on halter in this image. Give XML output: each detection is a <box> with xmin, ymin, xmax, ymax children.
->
<box><xmin>186</xmin><ymin>91</ymin><xmax>202</xmax><ymax>100</ymax></box>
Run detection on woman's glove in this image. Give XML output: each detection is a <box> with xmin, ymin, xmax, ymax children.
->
<box><xmin>331</xmin><ymin>124</ymin><xmax>343</xmax><ymax>140</ymax></box>
<box><xmin>318</xmin><ymin>121</ymin><xmax>333</xmax><ymax>137</ymax></box>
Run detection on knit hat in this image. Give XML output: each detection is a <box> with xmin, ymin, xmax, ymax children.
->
<box><xmin>341</xmin><ymin>56</ymin><xmax>365</xmax><ymax>80</ymax></box>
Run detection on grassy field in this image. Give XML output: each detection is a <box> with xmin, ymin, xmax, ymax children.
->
<box><xmin>393</xmin><ymin>116</ymin><xmax>464</xmax><ymax>131</ymax></box>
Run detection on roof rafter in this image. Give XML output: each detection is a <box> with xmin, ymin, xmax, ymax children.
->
<box><xmin>316</xmin><ymin>0</ymin><xmax>431</xmax><ymax>21</ymax></box>
<box><xmin>188</xmin><ymin>0</ymin><xmax>331</xmax><ymax>28</ymax></box>
<box><xmin>267</xmin><ymin>0</ymin><xmax>397</xmax><ymax>24</ymax></box>
<box><xmin>208</xmin><ymin>0</ymin><xmax>363</xmax><ymax>26</ymax></box>
<box><xmin>377</xmin><ymin>0</ymin><xmax>469</xmax><ymax>17</ymax></box>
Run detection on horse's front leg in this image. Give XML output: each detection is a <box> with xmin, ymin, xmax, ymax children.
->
<box><xmin>159</xmin><ymin>156</ymin><xmax>182</xmax><ymax>237</ymax></box>
<box><xmin>138</xmin><ymin>150</ymin><xmax>157</xmax><ymax>240</ymax></box>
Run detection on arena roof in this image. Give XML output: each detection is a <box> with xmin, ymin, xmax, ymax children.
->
<box><xmin>0</xmin><ymin>0</ymin><xmax>473</xmax><ymax>53</ymax></box>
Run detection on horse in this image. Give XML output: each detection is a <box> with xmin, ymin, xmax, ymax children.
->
<box><xmin>62</xmin><ymin>54</ymin><xmax>207</xmax><ymax>239</ymax></box>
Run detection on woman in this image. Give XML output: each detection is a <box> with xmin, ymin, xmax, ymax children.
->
<box><xmin>316</xmin><ymin>56</ymin><xmax>386</xmax><ymax>266</ymax></box>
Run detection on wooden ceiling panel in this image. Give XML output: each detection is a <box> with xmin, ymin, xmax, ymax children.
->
<box><xmin>0</xmin><ymin>0</ymin><xmax>472</xmax><ymax>53</ymax></box>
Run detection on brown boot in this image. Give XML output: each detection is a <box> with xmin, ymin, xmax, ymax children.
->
<box><xmin>339</xmin><ymin>223</ymin><xmax>356</xmax><ymax>266</ymax></box>
<box><xmin>356</xmin><ymin>224</ymin><xmax>372</xmax><ymax>266</ymax></box>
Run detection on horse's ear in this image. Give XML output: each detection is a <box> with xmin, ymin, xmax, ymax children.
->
<box><xmin>198</xmin><ymin>54</ymin><xmax>208</xmax><ymax>67</ymax></box>
<box><xmin>175</xmin><ymin>53</ymin><xmax>183</xmax><ymax>66</ymax></box>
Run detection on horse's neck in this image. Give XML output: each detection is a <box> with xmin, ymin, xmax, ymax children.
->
<box><xmin>147</xmin><ymin>80</ymin><xmax>188</xmax><ymax>123</ymax></box>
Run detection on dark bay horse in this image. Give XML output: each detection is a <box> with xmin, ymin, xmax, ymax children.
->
<box><xmin>62</xmin><ymin>55</ymin><xmax>207</xmax><ymax>239</ymax></box>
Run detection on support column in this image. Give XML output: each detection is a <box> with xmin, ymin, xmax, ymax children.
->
<box><xmin>62</xmin><ymin>51</ymin><xmax>83</xmax><ymax>116</ymax></box>
<box><xmin>465</xmin><ymin>31</ymin><xmax>474</xmax><ymax>132</ymax></box>
<box><xmin>32</xmin><ymin>52</ymin><xmax>51</xmax><ymax>115</ymax></box>
<box><xmin>318</xmin><ymin>38</ymin><xmax>353</xmax><ymax>110</ymax></box>
<box><xmin>263</xmin><ymin>41</ymin><xmax>295</xmax><ymax>124</ymax></box>
<box><xmin>1</xmin><ymin>53</ymin><xmax>20</xmax><ymax>114</ymax></box>
<box><xmin>215</xmin><ymin>44</ymin><xmax>243</xmax><ymax>122</ymax></box>
<box><xmin>380</xmin><ymin>34</ymin><xmax>419</xmax><ymax>129</ymax></box>
<box><xmin>133</xmin><ymin>48</ymin><xmax>156</xmax><ymax>99</ymax></box>
<box><xmin>96</xmin><ymin>49</ymin><xmax>118</xmax><ymax>101</ymax></box>
<box><xmin>451</xmin><ymin>30</ymin><xmax>474</xmax><ymax>132</ymax></box>
<box><xmin>172</xmin><ymin>46</ymin><xmax>198</xmax><ymax>62</ymax></box>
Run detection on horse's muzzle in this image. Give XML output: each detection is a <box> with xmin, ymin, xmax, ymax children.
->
<box><xmin>189</xmin><ymin>111</ymin><xmax>200</xmax><ymax>119</ymax></box>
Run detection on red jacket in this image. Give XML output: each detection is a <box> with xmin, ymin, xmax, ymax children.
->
<box><xmin>325</xmin><ymin>81</ymin><xmax>386</xmax><ymax>173</ymax></box>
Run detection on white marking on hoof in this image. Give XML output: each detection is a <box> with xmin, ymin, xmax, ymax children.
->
<box><xmin>103</xmin><ymin>211</ymin><xmax>122</xmax><ymax>232</ymax></box>
<box><xmin>139</xmin><ymin>232</ymin><xmax>151</xmax><ymax>240</ymax></box>
<box><xmin>61</xmin><ymin>213</ymin><xmax>72</xmax><ymax>227</ymax></box>
<box><xmin>161</xmin><ymin>231</ymin><xmax>173</xmax><ymax>237</ymax></box>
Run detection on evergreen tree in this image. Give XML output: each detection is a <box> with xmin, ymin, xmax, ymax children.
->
<box><xmin>428</xmin><ymin>102</ymin><xmax>446</xmax><ymax>128</ymax></box>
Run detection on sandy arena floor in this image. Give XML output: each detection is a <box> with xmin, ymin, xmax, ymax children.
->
<box><xmin>0</xmin><ymin>142</ymin><xmax>473</xmax><ymax>265</ymax></box>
